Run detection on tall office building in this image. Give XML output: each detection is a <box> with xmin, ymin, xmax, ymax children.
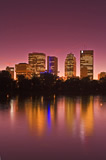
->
<box><xmin>6</xmin><ymin>66</ymin><xmax>14</xmax><ymax>79</ymax></box>
<box><xmin>65</xmin><ymin>53</ymin><xmax>76</xmax><ymax>78</ymax></box>
<box><xmin>15</xmin><ymin>63</ymin><xmax>32</xmax><ymax>79</ymax></box>
<box><xmin>28</xmin><ymin>52</ymin><xmax>46</xmax><ymax>76</ymax></box>
<box><xmin>80</xmin><ymin>50</ymin><xmax>93</xmax><ymax>80</ymax></box>
<box><xmin>47</xmin><ymin>56</ymin><xmax>58</xmax><ymax>76</ymax></box>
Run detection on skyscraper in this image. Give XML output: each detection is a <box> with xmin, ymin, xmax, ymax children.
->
<box><xmin>47</xmin><ymin>56</ymin><xmax>58</xmax><ymax>76</ymax></box>
<box><xmin>65</xmin><ymin>53</ymin><xmax>76</xmax><ymax>78</ymax></box>
<box><xmin>80</xmin><ymin>50</ymin><xmax>93</xmax><ymax>80</ymax></box>
<box><xmin>28</xmin><ymin>52</ymin><xmax>46</xmax><ymax>76</ymax></box>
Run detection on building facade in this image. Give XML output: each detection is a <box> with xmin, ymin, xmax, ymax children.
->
<box><xmin>28</xmin><ymin>52</ymin><xmax>46</xmax><ymax>76</ymax></box>
<box><xmin>6</xmin><ymin>66</ymin><xmax>14</xmax><ymax>79</ymax></box>
<box><xmin>47</xmin><ymin>56</ymin><xmax>58</xmax><ymax>76</ymax></box>
<box><xmin>15</xmin><ymin>63</ymin><xmax>32</xmax><ymax>79</ymax></box>
<box><xmin>80</xmin><ymin>50</ymin><xmax>94</xmax><ymax>80</ymax></box>
<box><xmin>98</xmin><ymin>72</ymin><xmax>106</xmax><ymax>80</ymax></box>
<box><xmin>65</xmin><ymin>53</ymin><xmax>76</xmax><ymax>78</ymax></box>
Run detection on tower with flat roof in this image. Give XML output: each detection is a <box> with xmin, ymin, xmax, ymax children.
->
<box><xmin>65</xmin><ymin>53</ymin><xmax>76</xmax><ymax>78</ymax></box>
<box><xmin>47</xmin><ymin>56</ymin><xmax>58</xmax><ymax>76</ymax></box>
<box><xmin>80</xmin><ymin>50</ymin><xmax>94</xmax><ymax>80</ymax></box>
<box><xmin>28</xmin><ymin>52</ymin><xmax>46</xmax><ymax>76</ymax></box>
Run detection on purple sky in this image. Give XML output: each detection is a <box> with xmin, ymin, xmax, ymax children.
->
<box><xmin>0</xmin><ymin>0</ymin><xmax>106</xmax><ymax>79</ymax></box>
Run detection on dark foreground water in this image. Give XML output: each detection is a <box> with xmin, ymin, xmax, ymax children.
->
<box><xmin>0</xmin><ymin>95</ymin><xmax>106</xmax><ymax>160</ymax></box>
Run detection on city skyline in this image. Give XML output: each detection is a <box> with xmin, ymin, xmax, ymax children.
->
<box><xmin>0</xmin><ymin>47</ymin><xmax>105</xmax><ymax>80</ymax></box>
<box><xmin>0</xmin><ymin>1</ymin><xmax>106</xmax><ymax>160</ymax></box>
<box><xmin>0</xmin><ymin>49</ymin><xmax>104</xmax><ymax>80</ymax></box>
<box><xmin>0</xmin><ymin>0</ymin><xmax>106</xmax><ymax>79</ymax></box>
<box><xmin>4</xmin><ymin>50</ymin><xmax>106</xmax><ymax>80</ymax></box>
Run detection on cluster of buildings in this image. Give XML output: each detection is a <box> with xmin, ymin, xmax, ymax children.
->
<box><xmin>4</xmin><ymin>50</ymin><xmax>105</xmax><ymax>80</ymax></box>
<box><xmin>6</xmin><ymin>53</ymin><xmax>58</xmax><ymax>80</ymax></box>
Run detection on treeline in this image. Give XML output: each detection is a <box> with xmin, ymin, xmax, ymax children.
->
<box><xmin>0</xmin><ymin>70</ymin><xmax>106</xmax><ymax>96</ymax></box>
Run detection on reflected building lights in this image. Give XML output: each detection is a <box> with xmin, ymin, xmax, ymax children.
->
<box><xmin>41</xmin><ymin>96</ymin><xmax>44</xmax><ymax>104</ymax></box>
<box><xmin>64</xmin><ymin>96</ymin><xmax>94</xmax><ymax>141</ymax></box>
<box><xmin>10</xmin><ymin>100</ymin><xmax>14</xmax><ymax>114</ymax></box>
<box><xmin>47</xmin><ymin>103</ymin><xmax>51</xmax><ymax>128</ymax></box>
<box><xmin>26</xmin><ymin>105</ymin><xmax>47</xmax><ymax>135</ymax></box>
<box><xmin>25</xmin><ymin>98</ymin><xmax>57</xmax><ymax>136</ymax></box>
<box><xmin>8</xmin><ymin>96</ymin><xmax>94</xmax><ymax>140</ymax></box>
<box><xmin>65</xmin><ymin>97</ymin><xmax>77</xmax><ymax>134</ymax></box>
<box><xmin>80</xmin><ymin>96</ymin><xmax>94</xmax><ymax>140</ymax></box>
<box><xmin>10</xmin><ymin>99</ymin><xmax>18</xmax><ymax>122</ymax></box>
<box><xmin>100</xmin><ymin>103</ymin><xmax>103</xmax><ymax>107</ymax></box>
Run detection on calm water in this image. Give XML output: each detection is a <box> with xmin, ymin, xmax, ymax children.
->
<box><xmin>0</xmin><ymin>95</ymin><xmax>106</xmax><ymax>160</ymax></box>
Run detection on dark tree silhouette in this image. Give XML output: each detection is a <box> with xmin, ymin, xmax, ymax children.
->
<box><xmin>0</xmin><ymin>71</ymin><xmax>106</xmax><ymax>96</ymax></box>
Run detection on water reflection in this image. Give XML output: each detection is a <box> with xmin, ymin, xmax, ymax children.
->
<box><xmin>9</xmin><ymin>95</ymin><xmax>94</xmax><ymax>139</ymax></box>
<box><xmin>24</xmin><ymin>96</ymin><xmax>57</xmax><ymax>136</ymax></box>
<box><xmin>80</xmin><ymin>96</ymin><xmax>94</xmax><ymax>140</ymax></box>
<box><xmin>65</xmin><ymin>97</ymin><xmax>77</xmax><ymax>133</ymax></box>
<box><xmin>65</xmin><ymin>96</ymin><xmax>94</xmax><ymax>140</ymax></box>
<box><xmin>1</xmin><ymin>95</ymin><xmax>106</xmax><ymax>160</ymax></box>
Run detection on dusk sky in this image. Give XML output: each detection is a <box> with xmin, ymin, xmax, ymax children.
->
<box><xmin>0</xmin><ymin>0</ymin><xmax>106</xmax><ymax>79</ymax></box>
